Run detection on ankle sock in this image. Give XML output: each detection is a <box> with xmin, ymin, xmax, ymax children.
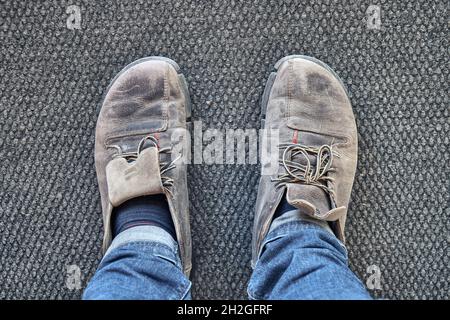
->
<box><xmin>273</xmin><ymin>194</ymin><xmax>297</xmax><ymax>220</ymax></box>
<box><xmin>112</xmin><ymin>194</ymin><xmax>176</xmax><ymax>240</ymax></box>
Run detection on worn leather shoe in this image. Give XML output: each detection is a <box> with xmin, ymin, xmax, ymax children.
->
<box><xmin>95</xmin><ymin>57</ymin><xmax>192</xmax><ymax>276</ymax></box>
<box><xmin>252</xmin><ymin>55</ymin><xmax>358</xmax><ymax>268</ymax></box>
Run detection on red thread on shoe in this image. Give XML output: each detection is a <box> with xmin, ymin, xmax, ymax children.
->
<box><xmin>154</xmin><ymin>132</ymin><xmax>160</xmax><ymax>148</ymax></box>
<box><xmin>292</xmin><ymin>130</ymin><xmax>299</xmax><ymax>144</ymax></box>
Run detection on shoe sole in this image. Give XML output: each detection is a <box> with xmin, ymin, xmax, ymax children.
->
<box><xmin>260</xmin><ymin>55</ymin><xmax>348</xmax><ymax>129</ymax></box>
<box><xmin>99</xmin><ymin>56</ymin><xmax>192</xmax><ymax>122</ymax></box>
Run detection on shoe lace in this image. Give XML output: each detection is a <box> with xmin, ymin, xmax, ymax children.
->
<box><xmin>272</xmin><ymin>143</ymin><xmax>339</xmax><ymax>201</ymax></box>
<box><xmin>107</xmin><ymin>135</ymin><xmax>180</xmax><ymax>197</ymax></box>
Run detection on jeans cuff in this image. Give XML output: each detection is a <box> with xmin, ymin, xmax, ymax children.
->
<box><xmin>258</xmin><ymin>218</ymin><xmax>347</xmax><ymax>263</ymax></box>
<box><xmin>104</xmin><ymin>225</ymin><xmax>178</xmax><ymax>259</ymax></box>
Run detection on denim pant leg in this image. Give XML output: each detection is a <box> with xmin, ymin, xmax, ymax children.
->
<box><xmin>248</xmin><ymin>211</ymin><xmax>372</xmax><ymax>300</ymax></box>
<box><xmin>83</xmin><ymin>225</ymin><xmax>191</xmax><ymax>300</ymax></box>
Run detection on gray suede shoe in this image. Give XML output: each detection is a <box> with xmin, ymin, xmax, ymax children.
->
<box><xmin>95</xmin><ymin>57</ymin><xmax>192</xmax><ymax>276</ymax></box>
<box><xmin>252</xmin><ymin>55</ymin><xmax>358</xmax><ymax>268</ymax></box>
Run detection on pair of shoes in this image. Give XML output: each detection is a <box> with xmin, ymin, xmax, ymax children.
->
<box><xmin>94</xmin><ymin>56</ymin><xmax>358</xmax><ymax>276</ymax></box>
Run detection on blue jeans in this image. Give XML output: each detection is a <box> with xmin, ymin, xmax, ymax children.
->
<box><xmin>83</xmin><ymin>213</ymin><xmax>371</xmax><ymax>300</ymax></box>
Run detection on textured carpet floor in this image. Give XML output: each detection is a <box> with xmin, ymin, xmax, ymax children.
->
<box><xmin>0</xmin><ymin>0</ymin><xmax>448</xmax><ymax>299</ymax></box>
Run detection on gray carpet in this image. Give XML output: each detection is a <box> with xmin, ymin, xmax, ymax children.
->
<box><xmin>0</xmin><ymin>0</ymin><xmax>448</xmax><ymax>299</ymax></box>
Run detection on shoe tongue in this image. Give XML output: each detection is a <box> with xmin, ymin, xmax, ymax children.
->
<box><xmin>106</xmin><ymin>148</ymin><xmax>165</xmax><ymax>207</ymax></box>
<box><xmin>285</xmin><ymin>183</ymin><xmax>331</xmax><ymax>216</ymax></box>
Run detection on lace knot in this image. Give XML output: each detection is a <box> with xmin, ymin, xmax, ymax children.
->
<box><xmin>272</xmin><ymin>142</ymin><xmax>338</xmax><ymax>200</ymax></box>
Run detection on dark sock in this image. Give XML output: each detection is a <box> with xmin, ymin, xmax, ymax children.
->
<box><xmin>273</xmin><ymin>192</ymin><xmax>297</xmax><ymax>220</ymax></box>
<box><xmin>112</xmin><ymin>194</ymin><xmax>176</xmax><ymax>240</ymax></box>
